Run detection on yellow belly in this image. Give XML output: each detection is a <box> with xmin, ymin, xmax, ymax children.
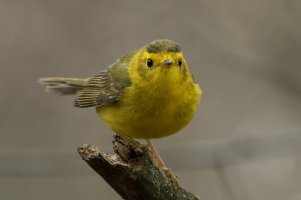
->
<box><xmin>96</xmin><ymin>82</ymin><xmax>201</xmax><ymax>139</ymax></box>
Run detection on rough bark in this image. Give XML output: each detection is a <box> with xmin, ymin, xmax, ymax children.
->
<box><xmin>77</xmin><ymin>135</ymin><xmax>199</xmax><ymax>200</ymax></box>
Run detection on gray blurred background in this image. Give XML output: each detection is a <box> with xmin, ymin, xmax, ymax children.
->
<box><xmin>1</xmin><ymin>0</ymin><xmax>301</xmax><ymax>199</ymax></box>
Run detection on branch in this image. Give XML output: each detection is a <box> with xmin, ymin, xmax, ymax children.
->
<box><xmin>77</xmin><ymin>135</ymin><xmax>199</xmax><ymax>200</ymax></box>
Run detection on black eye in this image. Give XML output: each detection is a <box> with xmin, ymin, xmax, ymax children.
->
<box><xmin>178</xmin><ymin>58</ymin><xmax>182</xmax><ymax>67</ymax></box>
<box><xmin>146</xmin><ymin>58</ymin><xmax>153</xmax><ymax>68</ymax></box>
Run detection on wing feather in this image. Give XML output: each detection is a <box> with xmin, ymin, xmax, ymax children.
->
<box><xmin>74</xmin><ymin>53</ymin><xmax>133</xmax><ymax>108</ymax></box>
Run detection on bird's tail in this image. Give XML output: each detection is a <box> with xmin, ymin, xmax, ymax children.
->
<box><xmin>38</xmin><ymin>77</ymin><xmax>89</xmax><ymax>95</ymax></box>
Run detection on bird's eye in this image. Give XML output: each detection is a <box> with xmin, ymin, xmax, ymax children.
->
<box><xmin>146</xmin><ymin>58</ymin><xmax>153</xmax><ymax>68</ymax></box>
<box><xmin>178</xmin><ymin>58</ymin><xmax>182</xmax><ymax>67</ymax></box>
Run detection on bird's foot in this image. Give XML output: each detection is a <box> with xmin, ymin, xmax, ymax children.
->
<box><xmin>161</xmin><ymin>166</ymin><xmax>179</xmax><ymax>186</ymax></box>
<box><xmin>145</xmin><ymin>140</ymin><xmax>180</xmax><ymax>185</ymax></box>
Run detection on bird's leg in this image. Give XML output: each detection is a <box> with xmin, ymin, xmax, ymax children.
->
<box><xmin>146</xmin><ymin>139</ymin><xmax>179</xmax><ymax>184</ymax></box>
<box><xmin>146</xmin><ymin>139</ymin><xmax>166</xmax><ymax>168</ymax></box>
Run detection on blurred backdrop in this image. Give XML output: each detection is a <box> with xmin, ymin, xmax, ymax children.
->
<box><xmin>1</xmin><ymin>0</ymin><xmax>301</xmax><ymax>199</ymax></box>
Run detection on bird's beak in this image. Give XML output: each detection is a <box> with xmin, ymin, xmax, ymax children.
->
<box><xmin>163</xmin><ymin>59</ymin><xmax>173</xmax><ymax>67</ymax></box>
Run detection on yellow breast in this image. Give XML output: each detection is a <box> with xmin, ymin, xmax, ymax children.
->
<box><xmin>96</xmin><ymin>64</ymin><xmax>201</xmax><ymax>139</ymax></box>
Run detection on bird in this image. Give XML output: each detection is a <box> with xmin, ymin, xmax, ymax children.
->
<box><xmin>39</xmin><ymin>39</ymin><xmax>202</xmax><ymax>181</ymax></box>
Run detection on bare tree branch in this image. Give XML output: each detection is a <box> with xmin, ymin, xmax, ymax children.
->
<box><xmin>77</xmin><ymin>135</ymin><xmax>199</xmax><ymax>200</ymax></box>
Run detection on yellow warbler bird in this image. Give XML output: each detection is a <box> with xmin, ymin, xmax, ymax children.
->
<box><xmin>39</xmin><ymin>39</ymin><xmax>202</xmax><ymax>171</ymax></box>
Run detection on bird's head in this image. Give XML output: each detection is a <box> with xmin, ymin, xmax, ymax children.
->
<box><xmin>130</xmin><ymin>39</ymin><xmax>190</xmax><ymax>86</ymax></box>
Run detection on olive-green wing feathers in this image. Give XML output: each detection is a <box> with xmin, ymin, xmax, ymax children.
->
<box><xmin>74</xmin><ymin>53</ymin><xmax>133</xmax><ymax>108</ymax></box>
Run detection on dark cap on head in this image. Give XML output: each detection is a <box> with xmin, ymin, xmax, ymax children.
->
<box><xmin>146</xmin><ymin>39</ymin><xmax>181</xmax><ymax>53</ymax></box>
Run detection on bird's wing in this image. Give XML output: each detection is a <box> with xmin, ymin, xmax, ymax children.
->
<box><xmin>74</xmin><ymin>52</ymin><xmax>134</xmax><ymax>108</ymax></box>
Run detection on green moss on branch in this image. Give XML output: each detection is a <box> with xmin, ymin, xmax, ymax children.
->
<box><xmin>78</xmin><ymin>135</ymin><xmax>199</xmax><ymax>200</ymax></box>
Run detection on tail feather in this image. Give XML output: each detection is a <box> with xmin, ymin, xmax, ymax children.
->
<box><xmin>38</xmin><ymin>77</ymin><xmax>88</xmax><ymax>95</ymax></box>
